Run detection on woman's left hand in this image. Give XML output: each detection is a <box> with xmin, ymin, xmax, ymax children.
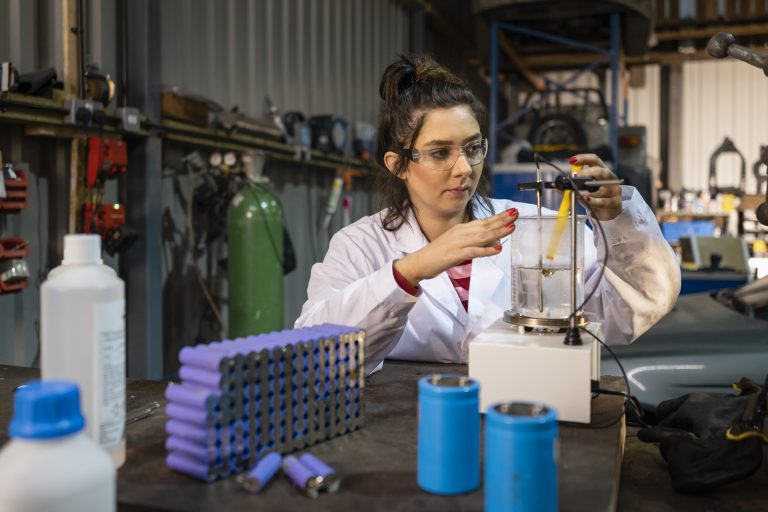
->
<box><xmin>568</xmin><ymin>154</ymin><xmax>623</xmax><ymax>221</ymax></box>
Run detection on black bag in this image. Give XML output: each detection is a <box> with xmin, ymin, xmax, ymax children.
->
<box><xmin>638</xmin><ymin>377</ymin><xmax>767</xmax><ymax>493</ymax></box>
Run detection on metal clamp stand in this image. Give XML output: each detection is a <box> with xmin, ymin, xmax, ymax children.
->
<box><xmin>564</xmin><ymin>193</ymin><xmax>582</xmax><ymax>345</ymax></box>
<box><xmin>511</xmin><ymin>172</ymin><xmax>623</xmax><ymax>335</ymax></box>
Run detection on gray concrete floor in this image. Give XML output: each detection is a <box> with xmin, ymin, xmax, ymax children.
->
<box><xmin>617</xmin><ymin>427</ymin><xmax>768</xmax><ymax>512</ymax></box>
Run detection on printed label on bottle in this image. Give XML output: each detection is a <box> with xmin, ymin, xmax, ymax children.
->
<box><xmin>96</xmin><ymin>300</ymin><xmax>126</xmax><ymax>447</ymax></box>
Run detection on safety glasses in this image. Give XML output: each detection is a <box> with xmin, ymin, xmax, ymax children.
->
<box><xmin>396</xmin><ymin>138</ymin><xmax>488</xmax><ymax>172</ymax></box>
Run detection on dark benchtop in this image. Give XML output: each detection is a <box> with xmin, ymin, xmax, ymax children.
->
<box><xmin>0</xmin><ymin>362</ymin><xmax>625</xmax><ymax>512</ymax></box>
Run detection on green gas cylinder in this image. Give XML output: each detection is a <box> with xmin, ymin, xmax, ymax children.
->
<box><xmin>227</xmin><ymin>181</ymin><xmax>283</xmax><ymax>337</ymax></box>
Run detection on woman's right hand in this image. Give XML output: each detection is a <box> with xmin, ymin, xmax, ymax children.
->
<box><xmin>394</xmin><ymin>208</ymin><xmax>518</xmax><ymax>286</ymax></box>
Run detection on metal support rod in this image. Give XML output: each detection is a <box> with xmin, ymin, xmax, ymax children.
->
<box><xmin>536</xmin><ymin>162</ymin><xmax>543</xmax><ymax>312</ymax></box>
<box><xmin>490</xmin><ymin>21</ymin><xmax>499</xmax><ymax>164</ymax></box>
<box><xmin>569</xmin><ymin>183</ymin><xmax>578</xmax><ymax>331</ymax></box>
<box><xmin>120</xmin><ymin>0</ymin><xmax>163</xmax><ymax>379</ymax></box>
<box><xmin>609</xmin><ymin>12</ymin><xmax>620</xmax><ymax>165</ymax></box>
<box><xmin>497</xmin><ymin>21</ymin><xmax>609</xmax><ymax>56</ymax></box>
<box><xmin>77</xmin><ymin>0</ymin><xmax>86</xmax><ymax>99</ymax></box>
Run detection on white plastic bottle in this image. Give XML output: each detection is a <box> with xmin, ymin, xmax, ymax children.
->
<box><xmin>41</xmin><ymin>234</ymin><xmax>126</xmax><ymax>467</ymax></box>
<box><xmin>0</xmin><ymin>380</ymin><xmax>116</xmax><ymax>511</ymax></box>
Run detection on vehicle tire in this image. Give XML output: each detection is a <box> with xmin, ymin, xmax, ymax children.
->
<box><xmin>527</xmin><ymin>113</ymin><xmax>587</xmax><ymax>149</ymax></box>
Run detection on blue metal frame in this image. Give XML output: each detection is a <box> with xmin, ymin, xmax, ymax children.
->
<box><xmin>489</xmin><ymin>14</ymin><xmax>622</xmax><ymax>165</ymax></box>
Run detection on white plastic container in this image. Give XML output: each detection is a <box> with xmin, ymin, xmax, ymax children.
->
<box><xmin>41</xmin><ymin>234</ymin><xmax>126</xmax><ymax>467</ymax></box>
<box><xmin>0</xmin><ymin>380</ymin><xmax>116</xmax><ymax>512</ymax></box>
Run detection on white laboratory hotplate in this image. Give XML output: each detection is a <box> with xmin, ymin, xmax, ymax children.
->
<box><xmin>468</xmin><ymin>318</ymin><xmax>601</xmax><ymax>423</ymax></box>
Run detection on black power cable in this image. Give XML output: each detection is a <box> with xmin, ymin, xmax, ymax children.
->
<box><xmin>579</xmin><ymin>326</ymin><xmax>652</xmax><ymax>430</ymax></box>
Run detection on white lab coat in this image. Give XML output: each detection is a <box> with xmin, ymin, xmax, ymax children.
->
<box><xmin>295</xmin><ymin>187</ymin><xmax>681</xmax><ymax>375</ymax></box>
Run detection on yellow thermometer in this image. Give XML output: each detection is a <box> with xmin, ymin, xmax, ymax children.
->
<box><xmin>546</xmin><ymin>165</ymin><xmax>582</xmax><ymax>260</ymax></box>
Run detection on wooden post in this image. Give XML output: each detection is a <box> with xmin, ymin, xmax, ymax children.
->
<box><xmin>60</xmin><ymin>0</ymin><xmax>83</xmax><ymax>233</ymax></box>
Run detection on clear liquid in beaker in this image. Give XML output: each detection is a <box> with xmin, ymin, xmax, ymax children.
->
<box><xmin>512</xmin><ymin>266</ymin><xmax>583</xmax><ymax>319</ymax></box>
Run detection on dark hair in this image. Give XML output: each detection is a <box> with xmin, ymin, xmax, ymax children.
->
<box><xmin>375</xmin><ymin>53</ymin><xmax>493</xmax><ymax>231</ymax></box>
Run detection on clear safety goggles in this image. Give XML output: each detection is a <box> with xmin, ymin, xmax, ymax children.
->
<box><xmin>397</xmin><ymin>138</ymin><xmax>488</xmax><ymax>172</ymax></box>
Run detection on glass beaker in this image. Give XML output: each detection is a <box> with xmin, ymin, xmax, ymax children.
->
<box><xmin>506</xmin><ymin>215</ymin><xmax>586</xmax><ymax>327</ymax></box>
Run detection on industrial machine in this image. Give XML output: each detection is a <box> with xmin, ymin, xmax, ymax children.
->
<box><xmin>469</xmin><ymin>162</ymin><xmax>622</xmax><ymax>423</ymax></box>
<box><xmin>512</xmin><ymin>87</ymin><xmax>611</xmax><ymax>162</ymax></box>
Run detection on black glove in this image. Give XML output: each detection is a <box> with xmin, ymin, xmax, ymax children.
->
<box><xmin>638</xmin><ymin>387</ymin><xmax>765</xmax><ymax>493</ymax></box>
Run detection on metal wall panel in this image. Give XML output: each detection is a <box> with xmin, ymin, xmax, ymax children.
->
<box><xmin>156</xmin><ymin>0</ymin><xmax>409</xmax><ymax>362</ymax></box>
<box><xmin>681</xmin><ymin>60</ymin><xmax>768</xmax><ymax>194</ymax></box>
<box><xmin>0</xmin><ymin>0</ymin><xmax>119</xmax><ymax>81</ymax></box>
<box><xmin>159</xmin><ymin>0</ymin><xmax>409</xmax><ymax>127</ymax></box>
<box><xmin>627</xmin><ymin>64</ymin><xmax>661</xmax><ymax>166</ymax></box>
<box><xmin>0</xmin><ymin>0</ymin><xmax>123</xmax><ymax>367</ymax></box>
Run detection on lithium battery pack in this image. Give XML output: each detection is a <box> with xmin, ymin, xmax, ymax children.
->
<box><xmin>165</xmin><ymin>324</ymin><xmax>365</xmax><ymax>482</ymax></box>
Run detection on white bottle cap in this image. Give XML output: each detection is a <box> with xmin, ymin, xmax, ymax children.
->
<box><xmin>62</xmin><ymin>234</ymin><xmax>103</xmax><ymax>265</ymax></box>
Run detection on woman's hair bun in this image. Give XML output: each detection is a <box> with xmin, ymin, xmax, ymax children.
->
<box><xmin>379</xmin><ymin>53</ymin><xmax>464</xmax><ymax>103</ymax></box>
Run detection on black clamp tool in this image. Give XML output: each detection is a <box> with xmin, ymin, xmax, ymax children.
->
<box><xmin>518</xmin><ymin>175</ymin><xmax>624</xmax><ymax>193</ymax></box>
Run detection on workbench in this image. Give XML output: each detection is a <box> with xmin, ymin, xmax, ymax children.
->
<box><xmin>0</xmin><ymin>362</ymin><xmax>625</xmax><ymax>512</ymax></box>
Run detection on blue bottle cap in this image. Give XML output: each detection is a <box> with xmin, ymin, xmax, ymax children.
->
<box><xmin>9</xmin><ymin>380</ymin><xmax>85</xmax><ymax>439</ymax></box>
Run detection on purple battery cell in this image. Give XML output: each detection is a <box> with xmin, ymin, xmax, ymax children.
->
<box><xmin>179</xmin><ymin>343</ymin><xmax>233</xmax><ymax>370</ymax></box>
<box><xmin>264</xmin><ymin>332</ymin><xmax>291</xmax><ymax>351</ymax></box>
<box><xmin>166</xmin><ymin>452</ymin><xmax>218</xmax><ymax>482</ymax></box>
<box><xmin>298</xmin><ymin>452</ymin><xmax>333</xmax><ymax>477</ymax></box>
<box><xmin>166</xmin><ymin>419</ymin><xmax>220</xmax><ymax>445</ymax></box>
<box><xmin>299</xmin><ymin>453</ymin><xmax>341</xmax><ymax>494</ymax></box>
<box><xmin>166</xmin><ymin>402</ymin><xmax>218</xmax><ymax>426</ymax></box>
<box><xmin>179</xmin><ymin>365</ymin><xmax>226</xmax><ymax>390</ymax></box>
<box><xmin>239</xmin><ymin>452</ymin><xmax>282</xmax><ymax>494</ymax></box>
<box><xmin>179</xmin><ymin>346</ymin><xmax>218</xmax><ymax>371</ymax></box>
<box><xmin>165</xmin><ymin>383</ymin><xmax>220</xmax><ymax>409</ymax></box>
<box><xmin>282</xmin><ymin>455</ymin><xmax>321</xmax><ymax>498</ymax></box>
<box><xmin>166</xmin><ymin>435</ymin><xmax>220</xmax><ymax>463</ymax></box>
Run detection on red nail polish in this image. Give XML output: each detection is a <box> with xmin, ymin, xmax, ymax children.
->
<box><xmin>568</xmin><ymin>156</ymin><xmax>578</xmax><ymax>164</ymax></box>
<box><xmin>507</xmin><ymin>208</ymin><xmax>518</xmax><ymax>217</ymax></box>
<box><xmin>586</xmin><ymin>196</ymin><xmax>592</xmax><ymax>202</ymax></box>
<box><xmin>495</xmin><ymin>245</ymin><xmax>502</xmax><ymax>251</ymax></box>
<box><xmin>506</xmin><ymin>222</ymin><xmax>515</xmax><ymax>229</ymax></box>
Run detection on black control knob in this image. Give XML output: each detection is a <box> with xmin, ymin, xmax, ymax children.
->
<box><xmin>75</xmin><ymin>106</ymin><xmax>91</xmax><ymax>125</ymax></box>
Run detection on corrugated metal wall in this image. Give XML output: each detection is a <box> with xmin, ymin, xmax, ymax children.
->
<box><xmin>681</xmin><ymin>60</ymin><xmax>768</xmax><ymax>195</ymax></box>
<box><xmin>621</xmin><ymin>59</ymin><xmax>768</xmax><ymax>195</ymax></box>
<box><xmin>160</xmin><ymin>0</ymin><xmax>409</xmax><ymax>127</ymax></box>
<box><xmin>156</xmin><ymin>0</ymin><xmax>409</xmax><ymax>374</ymax></box>
<box><xmin>1</xmin><ymin>0</ymin><xmax>409</xmax><ymax>125</ymax></box>
<box><xmin>0</xmin><ymin>0</ymin><xmax>119</xmax><ymax>87</ymax></box>
<box><xmin>0</xmin><ymin>0</ymin><xmax>410</xmax><ymax>370</ymax></box>
<box><xmin>0</xmin><ymin>0</ymin><xmax>141</xmax><ymax>367</ymax></box>
<box><xmin>627</xmin><ymin>64</ymin><xmax>661</xmax><ymax>167</ymax></box>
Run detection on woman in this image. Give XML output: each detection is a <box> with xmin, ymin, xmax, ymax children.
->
<box><xmin>295</xmin><ymin>54</ymin><xmax>680</xmax><ymax>375</ymax></box>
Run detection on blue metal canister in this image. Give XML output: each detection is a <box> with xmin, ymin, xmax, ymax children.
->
<box><xmin>485</xmin><ymin>402</ymin><xmax>558</xmax><ymax>512</ymax></box>
<box><xmin>417</xmin><ymin>374</ymin><xmax>480</xmax><ymax>495</ymax></box>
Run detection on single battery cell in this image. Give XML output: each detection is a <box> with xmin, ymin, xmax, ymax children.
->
<box><xmin>417</xmin><ymin>374</ymin><xmax>480</xmax><ymax>495</ymax></box>
<box><xmin>239</xmin><ymin>452</ymin><xmax>282</xmax><ymax>494</ymax></box>
<box><xmin>485</xmin><ymin>401</ymin><xmax>558</xmax><ymax>512</ymax></box>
